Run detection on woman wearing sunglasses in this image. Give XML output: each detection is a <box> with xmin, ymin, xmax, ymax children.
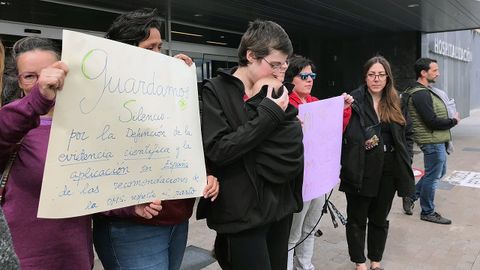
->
<box><xmin>285</xmin><ymin>55</ymin><xmax>353</xmax><ymax>270</ymax></box>
<box><xmin>340</xmin><ymin>56</ymin><xmax>414</xmax><ymax>270</ymax></box>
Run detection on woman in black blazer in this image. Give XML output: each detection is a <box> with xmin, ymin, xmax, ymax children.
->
<box><xmin>340</xmin><ymin>56</ymin><xmax>415</xmax><ymax>270</ymax></box>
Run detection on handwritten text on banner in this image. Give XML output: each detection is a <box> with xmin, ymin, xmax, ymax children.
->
<box><xmin>38</xmin><ymin>30</ymin><xmax>206</xmax><ymax>218</ymax></box>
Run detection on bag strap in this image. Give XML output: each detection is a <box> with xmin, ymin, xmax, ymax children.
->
<box><xmin>0</xmin><ymin>140</ymin><xmax>23</xmax><ymax>203</ymax></box>
<box><xmin>404</xmin><ymin>86</ymin><xmax>426</xmax><ymax>99</ymax></box>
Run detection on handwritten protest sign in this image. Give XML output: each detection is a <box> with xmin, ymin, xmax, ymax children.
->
<box><xmin>299</xmin><ymin>96</ymin><xmax>344</xmax><ymax>201</ymax></box>
<box><xmin>38</xmin><ymin>30</ymin><xmax>206</xmax><ymax>218</ymax></box>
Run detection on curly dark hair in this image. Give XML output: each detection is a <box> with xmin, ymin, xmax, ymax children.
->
<box><xmin>105</xmin><ymin>8</ymin><xmax>162</xmax><ymax>46</ymax></box>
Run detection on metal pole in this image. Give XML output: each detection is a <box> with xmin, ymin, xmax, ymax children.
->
<box><xmin>166</xmin><ymin>0</ymin><xmax>172</xmax><ymax>56</ymax></box>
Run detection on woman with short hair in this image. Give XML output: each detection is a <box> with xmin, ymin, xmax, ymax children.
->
<box><xmin>199</xmin><ymin>20</ymin><xmax>304</xmax><ymax>270</ymax></box>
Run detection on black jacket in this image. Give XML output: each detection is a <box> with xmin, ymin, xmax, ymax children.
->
<box><xmin>197</xmin><ymin>68</ymin><xmax>304</xmax><ymax>234</ymax></box>
<box><xmin>339</xmin><ymin>85</ymin><xmax>415</xmax><ymax>197</ymax></box>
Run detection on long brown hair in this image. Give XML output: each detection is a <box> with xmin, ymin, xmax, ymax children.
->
<box><xmin>363</xmin><ymin>56</ymin><xmax>405</xmax><ymax>125</ymax></box>
<box><xmin>0</xmin><ymin>41</ymin><xmax>5</xmax><ymax>106</ymax></box>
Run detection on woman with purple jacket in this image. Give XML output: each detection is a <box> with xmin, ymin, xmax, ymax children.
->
<box><xmin>0</xmin><ymin>40</ymin><xmax>20</xmax><ymax>270</ymax></box>
<box><xmin>0</xmin><ymin>36</ymin><xmax>162</xmax><ymax>270</ymax></box>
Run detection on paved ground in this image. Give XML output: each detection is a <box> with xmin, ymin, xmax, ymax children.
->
<box><xmin>95</xmin><ymin>109</ymin><xmax>480</xmax><ymax>269</ymax></box>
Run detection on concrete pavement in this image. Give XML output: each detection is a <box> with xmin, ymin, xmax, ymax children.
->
<box><xmin>187</xmin><ymin>108</ymin><xmax>480</xmax><ymax>270</ymax></box>
<box><xmin>94</xmin><ymin>109</ymin><xmax>480</xmax><ymax>269</ymax></box>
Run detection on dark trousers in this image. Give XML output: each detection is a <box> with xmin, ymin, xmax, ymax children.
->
<box><xmin>214</xmin><ymin>215</ymin><xmax>292</xmax><ymax>270</ymax></box>
<box><xmin>345</xmin><ymin>153</ymin><xmax>396</xmax><ymax>263</ymax></box>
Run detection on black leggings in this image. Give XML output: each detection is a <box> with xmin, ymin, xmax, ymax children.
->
<box><xmin>214</xmin><ymin>215</ymin><xmax>292</xmax><ymax>270</ymax></box>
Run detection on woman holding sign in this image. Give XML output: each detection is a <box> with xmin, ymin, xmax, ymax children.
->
<box><xmin>285</xmin><ymin>55</ymin><xmax>353</xmax><ymax>270</ymax></box>
<box><xmin>340</xmin><ymin>56</ymin><xmax>414</xmax><ymax>270</ymax></box>
<box><xmin>0</xmin><ymin>37</ymin><xmax>95</xmax><ymax>269</ymax></box>
<box><xmin>92</xmin><ymin>8</ymin><xmax>219</xmax><ymax>270</ymax></box>
<box><xmin>0</xmin><ymin>40</ymin><xmax>20</xmax><ymax>270</ymax></box>
<box><xmin>199</xmin><ymin>20</ymin><xmax>304</xmax><ymax>270</ymax></box>
<box><xmin>0</xmin><ymin>36</ymin><xmax>162</xmax><ymax>269</ymax></box>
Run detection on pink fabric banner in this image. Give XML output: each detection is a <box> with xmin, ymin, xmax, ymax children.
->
<box><xmin>298</xmin><ymin>96</ymin><xmax>344</xmax><ymax>201</ymax></box>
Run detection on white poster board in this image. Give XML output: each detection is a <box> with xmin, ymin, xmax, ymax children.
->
<box><xmin>299</xmin><ymin>96</ymin><xmax>343</xmax><ymax>201</ymax></box>
<box><xmin>38</xmin><ymin>30</ymin><xmax>206</xmax><ymax>218</ymax></box>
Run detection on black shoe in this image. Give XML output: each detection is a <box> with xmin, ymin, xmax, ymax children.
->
<box><xmin>402</xmin><ymin>197</ymin><xmax>414</xmax><ymax>215</ymax></box>
<box><xmin>420</xmin><ymin>212</ymin><xmax>452</xmax><ymax>224</ymax></box>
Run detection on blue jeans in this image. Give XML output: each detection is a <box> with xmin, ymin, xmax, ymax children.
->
<box><xmin>93</xmin><ymin>216</ymin><xmax>188</xmax><ymax>270</ymax></box>
<box><xmin>414</xmin><ymin>143</ymin><xmax>447</xmax><ymax>216</ymax></box>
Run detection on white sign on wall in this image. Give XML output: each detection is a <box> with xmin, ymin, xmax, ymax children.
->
<box><xmin>429</xmin><ymin>38</ymin><xmax>472</xmax><ymax>62</ymax></box>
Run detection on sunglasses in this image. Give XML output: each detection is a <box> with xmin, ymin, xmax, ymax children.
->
<box><xmin>298</xmin><ymin>72</ymin><xmax>316</xmax><ymax>80</ymax></box>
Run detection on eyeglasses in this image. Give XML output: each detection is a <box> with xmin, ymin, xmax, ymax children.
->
<box><xmin>17</xmin><ymin>72</ymin><xmax>39</xmax><ymax>85</ymax></box>
<box><xmin>366</xmin><ymin>73</ymin><xmax>388</xmax><ymax>81</ymax></box>
<box><xmin>298</xmin><ymin>72</ymin><xmax>317</xmax><ymax>80</ymax></box>
<box><xmin>262</xmin><ymin>58</ymin><xmax>289</xmax><ymax>71</ymax></box>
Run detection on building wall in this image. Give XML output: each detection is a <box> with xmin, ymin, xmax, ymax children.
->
<box><xmin>471</xmin><ymin>31</ymin><xmax>480</xmax><ymax>110</ymax></box>
<box><xmin>301</xmin><ymin>32</ymin><xmax>418</xmax><ymax>100</ymax></box>
<box><xmin>421</xmin><ymin>30</ymin><xmax>480</xmax><ymax>117</ymax></box>
<box><xmin>301</xmin><ymin>30</ymin><xmax>480</xmax><ymax>117</ymax></box>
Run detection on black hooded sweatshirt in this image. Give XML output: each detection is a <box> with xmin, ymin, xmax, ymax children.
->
<box><xmin>197</xmin><ymin>68</ymin><xmax>304</xmax><ymax>234</ymax></box>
